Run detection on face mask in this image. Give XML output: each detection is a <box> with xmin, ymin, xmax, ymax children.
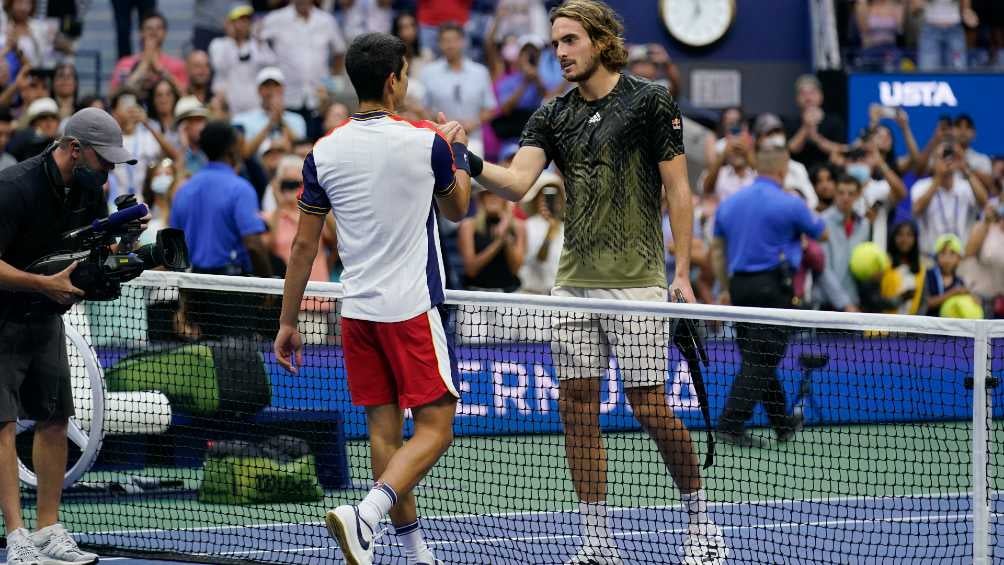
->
<box><xmin>764</xmin><ymin>134</ymin><xmax>786</xmax><ymax>149</ymax></box>
<box><xmin>72</xmin><ymin>162</ymin><xmax>108</xmax><ymax>190</ymax></box>
<box><xmin>151</xmin><ymin>174</ymin><xmax>173</xmax><ymax>195</ymax></box>
<box><xmin>847</xmin><ymin>163</ymin><xmax>871</xmax><ymax>185</ymax></box>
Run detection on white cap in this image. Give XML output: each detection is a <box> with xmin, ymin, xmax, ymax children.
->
<box><xmin>256</xmin><ymin>66</ymin><xmax>285</xmax><ymax>86</ymax></box>
<box><xmin>518</xmin><ymin>34</ymin><xmax>544</xmax><ymax>50</ymax></box>
<box><xmin>521</xmin><ymin>171</ymin><xmax>562</xmax><ymax>203</ymax></box>
<box><xmin>26</xmin><ymin>97</ymin><xmax>59</xmax><ymax>123</ymax></box>
<box><xmin>174</xmin><ymin>96</ymin><xmax>210</xmax><ymax>122</ymax></box>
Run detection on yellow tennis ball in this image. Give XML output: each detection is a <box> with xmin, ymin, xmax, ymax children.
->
<box><xmin>880</xmin><ymin>268</ymin><xmax>903</xmax><ymax>299</ymax></box>
<box><xmin>940</xmin><ymin>294</ymin><xmax>984</xmax><ymax>319</ymax></box>
<box><xmin>849</xmin><ymin>242</ymin><xmax>890</xmax><ymax>282</ymax></box>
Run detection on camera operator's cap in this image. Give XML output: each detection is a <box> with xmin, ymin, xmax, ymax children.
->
<box><xmin>64</xmin><ymin>107</ymin><xmax>138</xmax><ymax>165</ymax></box>
<box><xmin>227</xmin><ymin>3</ymin><xmax>253</xmax><ymax>20</ymax></box>
<box><xmin>25</xmin><ymin>97</ymin><xmax>59</xmax><ymax>124</ymax></box>
<box><xmin>256</xmin><ymin>67</ymin><xmax>285</xmax><ymax>87</ymax></box>
<box><xmin>174</xmin><ymin>95</ymin><xmax>210</xmax><ymax>122</ymax></box>
<box><xmin>935</xmin><ymin>233</ymin><xmax>963</xmax><ymax>255</ymax></box>
<box><xmin>754</xmin><ymin>113</ymin><xmax>785</xmax><ymax>137</ymax></box>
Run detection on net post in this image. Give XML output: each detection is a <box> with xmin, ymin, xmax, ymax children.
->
<box><xmin>972</xmin><ymin>321</ymin><xmax>991</xmax><ymax>565</ymax></box>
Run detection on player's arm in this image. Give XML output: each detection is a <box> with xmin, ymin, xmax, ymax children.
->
<box><xmin>432</xmin><ymin>133</ymin><xmax>472</xmax><ymax>222</ymax></box>
<box><xmin>476</xmin><ymin>147</ymin><xmax>549</xmax><ymax>202</ymax></box>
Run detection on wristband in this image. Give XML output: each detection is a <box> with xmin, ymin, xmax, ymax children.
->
<box><xmin>452</xmin><ymin>143</ymin><xmax>470</xmax><ymax>175</ymax></box>
<box><xmin>468</xmin><ymin>151</ymin><xmax>484</xmax><ymax>178</ymax></box>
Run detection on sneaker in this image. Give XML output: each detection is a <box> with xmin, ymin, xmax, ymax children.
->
<box><xmin>411</xmin><ymin>548</ymin><xmax>444</xmax><ymax>565</ymax></box>
<box><xmin>564</xmin><ymin>544</ymin><xmax>624</xmax><ymax>564</ymax></box>
<box><xmin>30</xmin><ymin>524</ymin><xmax>98</xmax><ymax>565</ymax></box>
<box><xmin>714</xmin><ymin>429</ymin><xmax>767</xmax><ymax>448</ymax></box>
<box><xmin>325</xmin><ymin>505</ymin><xmax>375</xmax><ymax>565</ymax></box>
<box><xmin>682</xmin><ymin>522</ymin><xmax>728</xmax><ymax>565</ymax></box>
<box><xmin>6</xmin><ymin>528</ymin><xmax>43</xmax><ymax>565</ymax></box>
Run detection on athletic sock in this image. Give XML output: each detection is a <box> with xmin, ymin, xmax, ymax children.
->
<box><xmin>579</xmin><ymin>500</ymin><xmax>611</xmax><ymax>548</ymax></box>
<box><xmin>681</xmin><ymin>489</ymin><xmax>710</xmax><ymax>526</ymax></box>
<box><xmin>358</xmin><ymin>482</ymin><xmax>398</xmax><ymax>525</ymax></box>
<box><xmin>395</xmin><ymin>519</ymin><xmax>431</xmax><ymax>562</ymax></box>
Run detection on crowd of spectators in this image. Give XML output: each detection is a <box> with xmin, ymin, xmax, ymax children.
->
<box><xmin>0</xmin><ymin>0</ymin><xmax>999</xmax><ymax>322</ymax></box>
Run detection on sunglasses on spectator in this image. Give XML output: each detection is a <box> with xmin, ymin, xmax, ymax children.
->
<box><xmin>279</xmin><ymin>180</ymin><xmax>303</xmax><ymax>191</ymax></box>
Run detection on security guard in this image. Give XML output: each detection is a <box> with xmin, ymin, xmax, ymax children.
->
<box><xmin>0</xmin><ymin>108</ymin><xmax>137</xmax><ymax>565</ymax></box>
<box><xmin>711</xmin><ymin>140</ymin><xmax>828</xmax><ymax>446</ymax></box>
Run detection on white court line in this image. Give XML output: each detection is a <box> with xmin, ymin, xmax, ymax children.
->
<box><xmin>84</xmin><ymin>490</ymin><xmax>982</xmax><ymax>537</ymax></box>
<box><xmin>209</xmin><ymin>511</ymin><xmax>985</xmax><ymax>558</ymax></box>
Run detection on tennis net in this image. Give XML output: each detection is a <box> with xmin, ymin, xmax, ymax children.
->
<box><xmin>18</xmin><ymin>271</ymin><xmax>1002</xmax><ymax>564</ymax></box>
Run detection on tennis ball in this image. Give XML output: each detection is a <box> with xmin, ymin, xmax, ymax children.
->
<box><xmin>849</xmin><ymin>242</ymin><xmax>890</xmax><ymax>282</ymax></box>
<box><xmin>940</xmin><ymin>294</ymin><xmax>984</xmax><ymax>319</ymax></box>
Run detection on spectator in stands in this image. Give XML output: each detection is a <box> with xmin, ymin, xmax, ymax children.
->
<box><xmin>139</xmin><ymin>157</ymin><xmax>181</xmax><ymax>244</ymax></box>
<box><xmin>914</xmin><ymin>0</ymin><xmax>977</xmax><ymax>70</ymax></box>
<box><xmin>844</xmin><ymin>142</ymin><xmax>907</xmax><ymax>251</ymax></box>
<box><xmin>0</xmin><ymin>0</ymin><xmax>65</xmax><ymax>67</ymax></box>
<box><xmin>626</xmin><ymin>43</ymin><xmax>681</xmax><ymax>97</ymax></box>
<box><xmin>6</xmin><ymin>68</ymin><xmax>51</xmax><ymax>128</ymax></box>
<box><xmin>701</xmin><ymin>127</ymin><xmax>755</xmax><ymax>201</ymax></box>
<box><xmin>975</xmin><ymin>0</ymin><xmax>1004</xmax><ymax>66</ymax></box>
<box><xmin>7</xmin><ymin>96</ymin><xmax>59</xmax><ymax>161</ymax></box>
<box><xmin>322</xmin><ymin>101</ymin><xmax>349</xmax><ymax>132</ymax></box>
<box><xmin>170</xmin><ymin>120</ymin><xmax>272</xmax><ymax>277</ymax></box>
<box><xmin>208</xmin><ymin>4</ymin><xmax>276</xmax><ymax>117</ymax></box>
<box><xmin>519</xmin><ymin>171</ymin><xmax>563</xmax><ymax>295</ymax></box>
<box><xmin>185</xmin><ymin>50</ymin><xmax>213</xmax><ymax>105</ymax></box>
<box><xmin>233</xmin><ymin>67</ymin><xmax>306</xmax><ymax>159</ymax></box>
<box><xmin>264</xmin><ymin>154</ymin><xmax>337</xmax><ymax>281</ymax></box>
<box><xmin>420</xmin><ymin>23</ymin><xmax>496</xmax><ymax>154</ymax></box>
<box><xmin>107</xmin><ymin>89</ymin><xmax>179</xmax><ymax>205</ymax></box>
<box><xmin>924</xmin><ymin>233</ymin><xmax>969</xmax><ymax>315</ymax></box>
<box><xmin>459</xmin><ymin>186</ymin><xmax>526</xmax><ymax>292</ymax></box>
<box><xmin>756</xmin><ymin>112</ymin><xmax>819</xmax><ymax>210</ymax></box>
<box><xmin>953</xmin><ymin>114</ymin><xmax>994</xmax><ymax>189</ymax></box>
<box><xmin>259</xmin><ymin>0</ymin><xmax>346</xmax><ymax>139</ymax></box>
<box><xmin>51</xmin><ymin>63</ymin><xmax>77</xmax><ymax>120</ymax></box>
<box><xmin>493</xmin><ymin>36</ymin><xmax>557</xmax><ymax>144</ymax></box>
<box><xmin>146</xmin><ymin>77</ymin><xmax>180</xmax><ymax>146</ymax></box>
<box><xmin>702</xmin><ymin>106</ymin><xmax>748</xmax><ymax>169</ymax></box>
<box><xmin>866</xmin><ymin>104</ymin><xmax>922</xmax><ymax>175</ymax></box>
<box><xmin>786</xmin><ymin>74</ymin><xmax>845</xmax><ymax>171</ymax></box>
<box><xmin>0</xmin><ymin>106</ymin><xmax>15</xmax><ymax>170</ymax></box>
<box><xmin>494</xmin><ymin>0</ymin><xmax>549</xmax><ymax>44</ymax></box>
<box><xmin>111</xmin><ymin>0</ymin><xmax>155</xmax><ymax>60</ymax></box>
<box><xmin>191</xmin><ymin>0</ymin><xmax>229</xmax><ymax>51</ymax></box>
<box><xmin>993</xmin><ymin>157</ymin><xmax>1004</xmax><ymax>198</ymax></box>
<box><xmin>855</xmin><ymin>0</ymin><xmax>905</xmax><ymax>70</ymax></box>
<box><xmin>961</xmin><ymin>201</ymin><xmax>1004</xmax><ymax>316</ymax></box>
<box><xmin>110</xmin><ymin>11</ymin><xmax>188</xmax><ymax>95</ymax></box>
<box><xmin>911</xmin><ymin>141</ymin><xmax>989</xmax><ymax>255</ymax></box>
<box><xmin>174</xmin><ymin>95</ymin><xmax>210</xmax><ymax>174</ymax></box>
<box><xmin>336</xmin><ymin>0</ymin><xmax>394</xmax><ymax>42</ymax></box>
<box><xmin>416</xmin><ymin>0</ymin><xmax>471</xmax><ymax>58</ymax></box>
<box><xmin>811</xmin><ymin>163</ymin><xmax>838</xmax><ymax>212</ymax></box>
<box><xmin>816</xmin><ymin>174</ymin><xmax>869</xmax><ymax>312</ymax></box>
<box><xmin>712</xmin><ymin>141</ymin><xmax>826</xmax><ymax>446</ymax></box>
<box><xmin>886</xmin><ymin>219</ymin><xmax>928</xmax><ymax>314</ymax></box>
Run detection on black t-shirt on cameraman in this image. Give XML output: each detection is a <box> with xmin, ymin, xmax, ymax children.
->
<box><xmin>0</xmin><ymin>150</ymin><xmax>107</xmax><ymax>317</ymax></box>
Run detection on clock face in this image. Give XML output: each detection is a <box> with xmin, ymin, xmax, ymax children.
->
<box><xmin>660</xmin><ymin>0</ymin><xmax>736</xmax><ymax>47</ymax></box>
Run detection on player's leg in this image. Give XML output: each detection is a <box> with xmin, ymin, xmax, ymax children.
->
<box><xmin>551</xmin><ymin>287</ymin><xmax>619</xmax><ymax>564</ymax></box>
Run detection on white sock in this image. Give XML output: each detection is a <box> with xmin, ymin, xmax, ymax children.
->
<box><xmin>395</xmin><ymin>519</ymin><xmax>430</xmax><ymax>561</ymax></box>
<box><xmin>579</xmin><ymin>500</ymin><xmax>611</xmax><ymax>548</ymax></box>
<box><xmin>681</xmin><ymin>489</ymin><xmax>710</xmax><ymax>526</ymax></box>
<box><xmin>358</xmin><ymin>482</ymin><xmax>397</xmax><ymax>525</ymax></box>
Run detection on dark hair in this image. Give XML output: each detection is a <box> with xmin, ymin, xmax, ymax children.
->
<box><xmin>717</xmin><ymin>106</ymin><xmax>745</xmax><ymax>137</ymax></box>
<box><xmin>836</xmin><ymin>173</ymin><xmax>861</xmax><ymax>190</ymax></box>
<box><xmin>0</xmin><ymin>106</ymin><xmax>12</xmax><ymax>123</ymax></box>
<box><xmin>200</xmin><ymin>121</ymin><xmax>239</xmax><ymax>162</ymax></box>
<box><xmin>146</xmin><ymin>78</ymin><xmax>181</xmax><ymax>119</ymax></box>
<box><xmin>140</xmin><ymin>10</ymin><xmax>167</xmax><ymax>30</ymax></box>
<box><xmin>391</xmin><ymin>11</ymin><xmax>420</xmax><ymax>57</ymax></box>
<box><xmin>888</xmin><ymin>220</ymin><xmax>921</xmax><ymax>274</ymax></box>
<box><xmin>954</xmin><ymin>113</ymin><xmax>975</xmax><ymax>128</ymax></box>
<box><xmin>75</xmin><ymin>95</ymin><xmax>105</xmax><ymax>112</ymax></box>
<box><xmin>345</xmin><ymin>33</ymin><xmax>407</xmax><ymax>103</ymax></box>
<box><xmin>550</xmin><ymin>0</ymin><xmax>628</xmax><ymax>72</ymax></box>
<box><xmin>437</xmin><ymin>22</ymin><xmax>464</xmax><ymax>39</ymax></box>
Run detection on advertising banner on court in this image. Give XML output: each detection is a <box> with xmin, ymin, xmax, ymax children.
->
<box><xmin>848</xmin><ymin>73</ymin><xmax>1004</xmax><ymax>157</ymax></box>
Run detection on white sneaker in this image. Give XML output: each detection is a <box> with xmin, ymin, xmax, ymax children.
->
<box><xmin>411</xmin><ymin>548</ymin><xmax>444</xmax><ymax>565</ymax></box>
<box><xmin>682</xmin><ymin>522</ymin><xmax>728</xmax><ymax>565</ymax></box>
<box><xmin>30</xmin><ymin>524</ymin><xmax>98</xmax><ymax>565</ymax></box>
<box><xmin>564</xmin><ymin>544</ymin><xmax>624</xmax><ymax>565</ymax></box>
<box><xmin>325</xmin><ymin>505</ymin><xmax>375</xmax><ymax>565</ymax></box>
<box><xmin>6</xmin><ymin>528</ymin><xmax>42</xmax><ymax>565</ymax></box>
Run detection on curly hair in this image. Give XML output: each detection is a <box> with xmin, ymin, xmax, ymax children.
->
<box><xmin>550</xmin><ymin>0</ymin><xmax>628</xmax><ymax>72</ymax></box>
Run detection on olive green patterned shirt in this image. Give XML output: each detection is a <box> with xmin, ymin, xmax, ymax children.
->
<box><xmin>520</xmin><ymin>74</ymin><xmax>685</xmax><ymax>288</ymax></box>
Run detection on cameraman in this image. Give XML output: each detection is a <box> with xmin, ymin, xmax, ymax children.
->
<box><xmin>0</xmin><ymin>108</ymin><xmax>138</xmax><ymax>565</ymax></box>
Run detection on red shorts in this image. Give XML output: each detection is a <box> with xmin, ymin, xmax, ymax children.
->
<box><xmin>342</xmin><ymin>307</ymin><xmax>460</xmax><ymax>409</ymax></box>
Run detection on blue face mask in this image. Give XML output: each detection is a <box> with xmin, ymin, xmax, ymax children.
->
<box><xmin>846</xmin><ymin>163</ymin><xmax>871</xmax><ymax>185</ymax></box>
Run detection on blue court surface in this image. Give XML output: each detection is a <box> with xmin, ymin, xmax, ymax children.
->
<box><xmin>5</xmin><ymin>491</ymin><xmax>998</xmax><ymax>564</ymax></box>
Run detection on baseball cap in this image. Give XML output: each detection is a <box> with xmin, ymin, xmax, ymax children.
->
<box><xmin>521</xmin><ymin>171</ymin><xmax>562</xmax><ymax>204</ymax></box>
<box><xmin>26</xmin><ymin>97</ymin><xmax>60</xmax><ymax>124</ymax></box>
<box><xmin>63</xmin><ymin>107</ymin><xmax>138</xmax><ymax>165</ymax></box>
<box><xmin>518</xmin><ymin>35</ymin><xmax>544</xmax><ymax>50</ymax></box>
<box><xmin>934</xmin><ymin>233</ymin><xmax>963</xmax><ymax>255</ymax></box>
<box><xmin>227</xmin><ymin>3</ymin><xmax>253</xmax><ymax>21</ymax></box>
<box><xmin>256</xmin><ymin>66</ymin><xmax>285</xmax><ymax>87</ymax></box>
<box><xmin>627</xmin><ymin>45</ymin><xmax>649</xmax><ymax>64</ymax></box>
<box><xmin>174</xmin><ymin>95</ymin><xmax>210</xmax><ymax>122</ymax></box>
<box><xmin>754</xmin><ymin>113</ymin><xmax>785</xmax><ymax>137</ymax></box>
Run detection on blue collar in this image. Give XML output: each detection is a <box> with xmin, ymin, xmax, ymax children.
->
<box><xmin>203</xmin><ymin>161</ymin><xmax>234</xmax><ymax>172</ymax></box>
<box><xmin>756</xmin><ymin>175</ymin><xmax>784</xmax><ymax>190</ymax></box>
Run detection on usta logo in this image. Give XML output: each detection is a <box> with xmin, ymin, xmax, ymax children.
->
<box><xmin>879</xmin><ymin>81</ymin><xmax>958</xmax><ymax>107</ymax></box>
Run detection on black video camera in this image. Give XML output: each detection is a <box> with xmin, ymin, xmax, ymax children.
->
<box><xmin>27</xmin><ymin>196</ymin><xmax>190</xmax><ymax>307</ymax></box>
